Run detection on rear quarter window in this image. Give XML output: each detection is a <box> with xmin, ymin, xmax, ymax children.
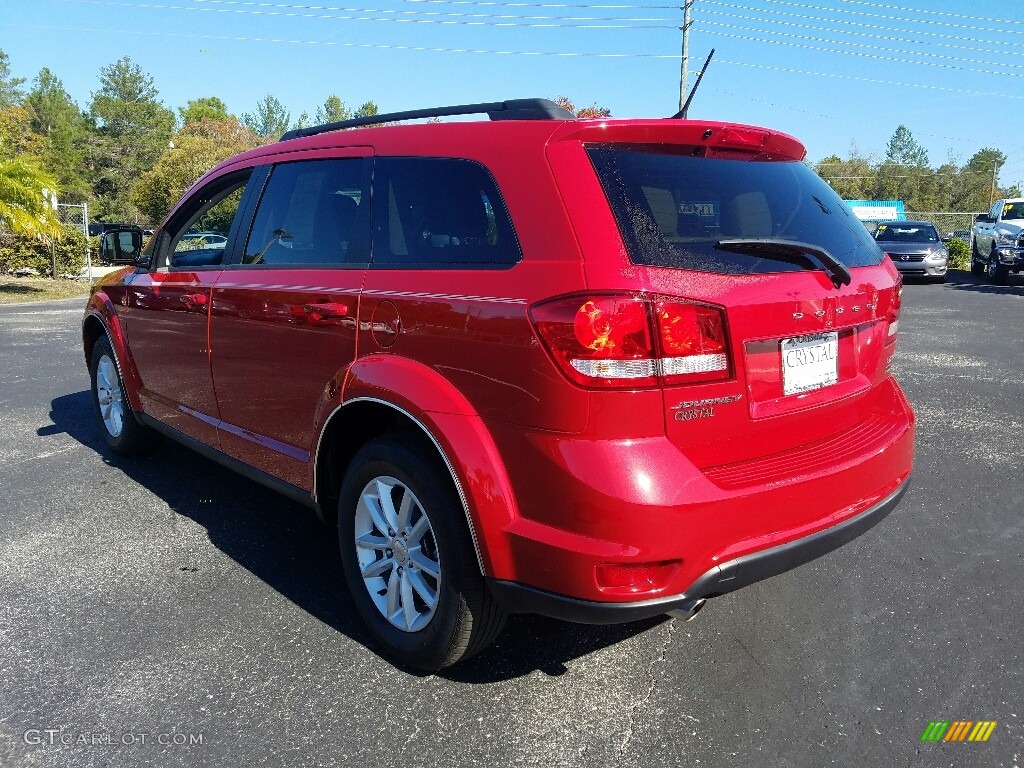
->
<box><xmin>588</xmin><ymin>146</ymin><xmax>883</xmax><ymax>274</ymax></box>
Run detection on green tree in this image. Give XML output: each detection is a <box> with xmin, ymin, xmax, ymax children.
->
<box><xmin>884</xmin><ymin>125</ymin><xmax>929</xmax><ymax>167</ymax></box>
<box><xmin>0</xmin><ymin>50</ymin><xmax>25</xmax><ymax>108</ymax></box>
<box><xmin>132</xmin><ymin>119</ymin><xmax>258</xmax><ymax>225</ymax></box>
<box><xmin>0</xmin><ymin>104</ymin><xmax>46</xmax><ymax>160</ymax></box>
<box><xmin>179</xmin><ymin>96</ymin><xmax>230</xmax><ymax>125</ymax></box>
<box><xmin>24</xmin><ymin>68</ymin><xmax>90</xmax><ymax>203</ymax></box>
<box><xmin>815</xmin><ymin>147</ymin><xmax>875</xmax><ymax>201</ymax></box>
<box><xmin>242</xmin><ymin>94</ymin><xmax>290</xmax><ymax>139</ymax></box>
<box><xmin>353</xmin><ymin>101</ymin><xmax>379</xmax><ymax>119</ymax></box>
<box><xmin>292</xmin><ymin>111</ymin><xmax>311</xmax><ymax>130</ymax></box>
<box><xmin>959</xmin><ymin>148</ymin><xmax>1007</xmax><ymax>210</ymax></box>
<box><xmin>0</xmin><ymin>156</ymin><xmax>62</xmax><ymax>240</ymax></box>
<box><xmin>315</xmin><ymin>94</ymin><xmax>350</xmax><ymax>124</ymax></box>
<box><xmin>88</xmin><ymin>56</ymin><xmax>175</xmax><ymax>221</ymax></box>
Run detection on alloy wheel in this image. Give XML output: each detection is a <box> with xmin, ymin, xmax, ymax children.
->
<box><xmin>353</xmin><ymin>476</ymin><xmax>441</xmax><ymax>632</ymax></box>
<box><xmin>95</xmin><ymin>354</ymin><xmax>124</xmax><ymax>438</ymax></box>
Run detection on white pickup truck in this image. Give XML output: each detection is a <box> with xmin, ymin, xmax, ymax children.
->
<box><xmin>971</xmin><ymin>198</ymin><xmax>1024</xmax><ymax>284</ymax></box>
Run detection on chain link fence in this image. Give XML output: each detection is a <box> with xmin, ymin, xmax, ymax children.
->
<box><xmin>56</xmin><ymin>202</ymin><xmax>93</xmax><ymax>279</ymax></box>
<box><xmin>906</xmin><ymin>211</ymin><xmax>982</xmax><ymax>242</ymax></box>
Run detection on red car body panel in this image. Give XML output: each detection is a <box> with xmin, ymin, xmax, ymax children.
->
<box><xmin>84</xmin><ymin>113</ymin><xmax>914</xmax><ymax>617</ymax></box>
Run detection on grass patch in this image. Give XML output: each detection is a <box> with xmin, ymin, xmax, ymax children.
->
<box><xmin>0</xmin><ymin>277</ymin><xmax>91</xmax><ymax>305</ymax></box>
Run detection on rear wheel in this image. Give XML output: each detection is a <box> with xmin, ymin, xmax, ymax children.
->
<box><xmin>89</xmin><ymin>336</ymin><xmax>160</xmax><ymax>455</ymax></box>
<box><xmin>337</xmin><ymin>436</ymin><xmax>506</xmax><ymax>670</ymax></box>
<box><xmin>987</xmin><ymin>249</ymin><xmax>1008</xmax><ymax>285</ymax></box>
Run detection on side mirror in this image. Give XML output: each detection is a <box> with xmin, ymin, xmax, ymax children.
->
<box><xmin>940</xmin><ymin>235</ymin><xmax>952</xmax><ymax>243</ymax></box>
<box><xmin>99</xmin><ymin>229</ymin><xmax>143</xmax><ymax>265</ymax></box>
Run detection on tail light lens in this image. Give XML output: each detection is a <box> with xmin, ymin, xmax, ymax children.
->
<box><xmin>530</xmin><ymin>293</ymin><xmax>731</xmax><ymax>388</ymax></box>
<box><xmin>655</xmin><ymin>300</ymin><xmax>730</xmax><ymax>384</ymax></box>
<box><xmin>887</xmin><ymin>280</ymin><xmax>903</xmax><ymax>340</ymax></box>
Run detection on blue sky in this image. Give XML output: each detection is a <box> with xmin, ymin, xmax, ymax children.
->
<box><xmin>3</xmin><ymin>0</ymin><xmax>1024</xmax><ymax>188</ymax></box>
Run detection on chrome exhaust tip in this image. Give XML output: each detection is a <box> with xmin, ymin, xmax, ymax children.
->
<box><xmin>667</xmin><ymin>598</ymin><xmax>706</xmax><ymax>621</ymax></box>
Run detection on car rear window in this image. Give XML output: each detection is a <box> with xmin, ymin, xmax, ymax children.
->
<box><xmin>873</xmin><ymin>224</ymin><xmax>939</xmax><ymax>243</ymax></box>
<box><xmin>587</xmin><ymin>146</ymin><xmax>883</xmax><ymax>274</ymax></box>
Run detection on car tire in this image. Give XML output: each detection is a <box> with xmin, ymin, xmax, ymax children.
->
<box><xmin>987</xmin><ymin>249</ymin><xmax>1008</xmax><ymax>285</ymax></box>
<box><xmin>337</xmin><ymin>436</ymin><xmax>507</xmax><ymax>671</ymax></box>
<box><xmin>89</xmin><ymin>336</ymin><xmax>160</xmax><ymax>455</ymax></box>
<box><xmin>971</xmin><ymin>240</ymin><xmax>985</xmax><ymax>275</ymax></box>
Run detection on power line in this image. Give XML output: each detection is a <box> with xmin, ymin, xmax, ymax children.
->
<box><xmin>401</xmin><ymin>0</ymin><xmax>678</xmax><ymax>7</ymax></box>
<box><xmin>837</xmin><ymin>0</ymin><xmax>1024</xmax><ymax>27</ymax></box>
<box><xmin>700</xmin><ymin>29</ymin><xmax>1024</xmax><ymax>78</ymax></box>
<box><xmin>697</xmin><ymin>19</ymin><xmax>1024</xmax><ymax>70</ymax></box>
<box><xmin>701</xmin><ymin>1</ymin><xmax>1024</xmax><ymax>49</ymax></box>
<box><xmin>697</xmin><ymin>7</ymin><xmax>1024</xmax><ymax>55</ymax></box>
<box><xmin>13</xmin><ymin>20</ymin><xmax>684</xmax><ymax>56</ymax></box>
<box><xmin>187</xmin><ymin>0</ymin><xmax>676</xmax><ymax>22</ymax></box>
<box><xmin>63</xmin><ymin>0</ymin><xmax>682</xmax><ymax>28</ymax></box>
<box><xmin>747</xmin><ymin>0</ymin><xmax>1024</xmax><ymax>37</ymax></box>
<box><xmin>713</xmin><ymin>57</ymin><xmax>1024</xmax><ymax>101</ymax></box>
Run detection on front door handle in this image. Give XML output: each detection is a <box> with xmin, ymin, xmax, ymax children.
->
<box><xmin>303</xmin><ymin>302</ymin><xmax>349</xmax><ymax>318</ymax></box>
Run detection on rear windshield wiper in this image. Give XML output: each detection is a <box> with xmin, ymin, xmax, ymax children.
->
<box><xmin>714</xmin><ymin>238</ymin><xmax>853</xmax><ymax>288</ymax></box>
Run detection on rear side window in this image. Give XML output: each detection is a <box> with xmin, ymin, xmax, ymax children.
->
<box><xmin>588</xmin><ymin>146</ymin><xmax>883</xmax><ymax>274</ymax></box>
<box><xmin>242</xmin><ymin>158</ymin><xmax>370</xmax><ymax>267</ymax></box>
<box><xmin>371</xmin><ymin>157</ymin><xmax>520</xmax><ymax>268</ymax></box>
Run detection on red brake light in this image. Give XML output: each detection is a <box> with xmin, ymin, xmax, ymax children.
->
<box><xmin>531</xmin><ymin>296</ymin><xmax>657</xmax><ymax>388</ymax></box>
<box><xmin>888</xmin><ymin>280</ymin><xmax>903</xmax><ymax>340</ymax></box>
<box><xmin>530</xmin><ymin>293</ymin><xmax>731</xmax><ymax>388</ymax></box>
<box><xmin>655</xmin><ymin>300</ymin><xmax>730</xmax><ymax>383</ymax></box>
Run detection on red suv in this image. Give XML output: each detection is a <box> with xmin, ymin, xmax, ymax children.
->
<box><xmin>84</xmin><ymin>99</ymin><xmax>914</xmax><ymax>670</ymax></box>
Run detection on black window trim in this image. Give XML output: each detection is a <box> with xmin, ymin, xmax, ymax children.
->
<box><xmin>155</xmin><ymin>167</ymin><xmax>262</xmax><ymax>273</ymax></box>
<box><xmin>222</xmin><ymin>157</ymin><xmax>373</xmax><ymax>272</ymax></box>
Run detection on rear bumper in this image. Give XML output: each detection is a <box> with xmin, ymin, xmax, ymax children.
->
<box><xmin>489</xmin><ymin>478</ymin><xmax>909</xmax><ymax>624</ymax></box>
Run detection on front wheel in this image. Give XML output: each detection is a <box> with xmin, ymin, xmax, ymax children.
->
<box><xmin>89</xmin><ymin>336</ymin><xmax>159</xmax><ymax>455</ymax></box>
<box><xmin>987</xmin><ymin>250</ymin><xmax>1008</xmax><ymax>285</ymax></box>
<box><xmin>337</xmin><ymin>436</ymin><xmax>506</xmax><ymax>671</ymax></box>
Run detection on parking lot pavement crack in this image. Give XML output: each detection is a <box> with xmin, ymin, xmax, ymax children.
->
<box><xmin>616</xmin><ymin>619</ymin><xmax>677</xmax><ymax>760</ymax></box>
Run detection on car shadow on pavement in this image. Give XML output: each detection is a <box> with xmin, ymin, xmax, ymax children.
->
<box><xmin>942</xmin><ymin>269</ymin><xmax>1024</xmax><ymax>296</ymax></box>
<box><xmin>42</xmin><ymin>390</ymin><xmax>663</xmax><ymax>682</ymax></box>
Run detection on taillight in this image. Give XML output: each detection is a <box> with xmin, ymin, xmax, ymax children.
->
<box><xmin>888</xmin><ymin>280</ymin><xmax>903</xmax><ymax>340</ymax></box>
<box><xmin>530</xmin><ymin>293</ymin><xmax>731</xmax><ymax>388</ymax></box>
<box><xmin>655</xmin><ymin>300</ymin><xmax>730</xmax><ymax>384</ymax></box>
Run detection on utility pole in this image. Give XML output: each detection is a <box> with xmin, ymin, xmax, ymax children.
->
<box><xmin>990</xmin><ymin>162</ymin><xmax>999</xmax><ymax>206</ymax></box>
<box><xmin>678</xmin><ymin>0</ymin><xmax>693</xmax><ymax>113</ymax></box>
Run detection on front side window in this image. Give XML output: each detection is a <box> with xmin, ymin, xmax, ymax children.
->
<box><xmin>588</xmin><ymin>146</ymin><xmax>883</xmax><ymax>275</ymax></box>
<box><xmin>371</xmin><ymin>157</ymin><xmax>520</xmax><ymax>268</ymax></box>
<box><xmin>242</xmin><ymin>159</ymin><xmax>370</xmax><ymax>267</ymax></box>
<box><xmin>168</xmin><ymin>175</ymin><xmax>250</xmax><ymax>268</ymax></box>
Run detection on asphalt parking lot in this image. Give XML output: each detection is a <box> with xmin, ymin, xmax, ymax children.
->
<box><xmin>0</xmin><ymin>270</ymin><xmax>1021</xmax><ymax>768</ymax></box>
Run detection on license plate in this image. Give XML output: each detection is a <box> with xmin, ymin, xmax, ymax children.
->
<box><xmin>781</xmin><ymin>332</ymin><xmax>839</xmax><ymax>395</ymax></box>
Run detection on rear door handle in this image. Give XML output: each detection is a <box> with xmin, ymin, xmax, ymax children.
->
<box><xmin>303</xmin><ymin>302</ymin><xmax>349</xmax><ymax>318</ymax></box>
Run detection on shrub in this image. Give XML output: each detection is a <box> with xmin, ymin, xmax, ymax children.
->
<box><xmin>0</xmin><ymin>227</ymin><xmax>88</xmax><ymax>277</ymax></box>
<box><xmin>946</xmin><ymin>237</ymin><xmax>970</xmax><ymax>270</ymax></box>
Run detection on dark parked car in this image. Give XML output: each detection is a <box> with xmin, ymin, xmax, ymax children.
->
<box><xmin>83</xmin><ymin>99</ymin><xmax>915</xmax><ymax>670</ymax></box>
<box><xmin>873</xmin><ymin>220</ymin><xmax>949</xmax><ymax>281</ymax></box>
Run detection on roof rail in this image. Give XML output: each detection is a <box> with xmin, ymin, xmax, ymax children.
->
<box><xmin>279</xmin><ymin>98</ymin><xmax>574</xmax><ymax>141</ymax></box>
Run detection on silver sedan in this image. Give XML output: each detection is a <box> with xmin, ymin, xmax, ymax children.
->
<box><xmin>872</xmin><ymin>220</ymin><xmax>949</xmax><ymax>281</ymax></box>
